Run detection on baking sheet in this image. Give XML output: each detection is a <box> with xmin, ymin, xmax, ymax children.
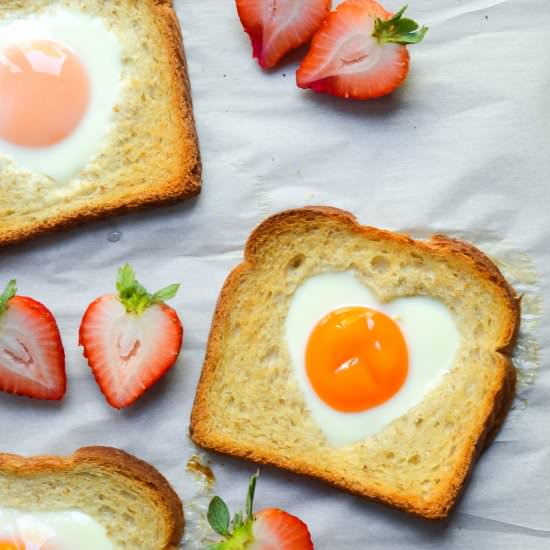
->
<box><xmin>1</xmin><ymin>0</ymin><xmax>550</xmax><ymax>548</ymax></box>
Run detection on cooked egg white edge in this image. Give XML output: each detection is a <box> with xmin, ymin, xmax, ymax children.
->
<box><xmin>0</xmin><ymin>507</ymin><xmax>113</xmax><ymax>549</ymax></box>
<box><xmin>0</xmin><ymin>10</ymin><xmax>121</xmax><ymax>183</ymax></box>
<box><xmin>284</xmin><ymin>271</ymin><xmax>460</xmax><ymax>447</ymax></box>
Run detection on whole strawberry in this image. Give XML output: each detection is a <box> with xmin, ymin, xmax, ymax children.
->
<box><xmin>297</xmin><ymin>1</ymin><xmax>427</xmax><ymax>99</ymax></box>
<box><xmin>79</xmin><ymin>264</ymin><xmax>183</xmax><ymax>409</ymax></box>
<box><xmin>207</xmin><ymin>472</ymin><xmax>314</xmax><ymax>549</ymax></box>
<box><xmin>0</xmin><ymin>279</ymin><xmax>66</xmax><ymax>400</ymax></box>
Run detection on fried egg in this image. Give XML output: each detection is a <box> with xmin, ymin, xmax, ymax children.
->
<box><xmin>0</xmin><ymin>10</ymin><xmax>121</xmax><ymax>182</ymax></box>
<box><xmin>0</xmin><ymin>508</ymin><xmax>113</xmax><ymax>550</ymax></box>
<box><xmin>285</xmin><ymin>271</ymin><xmax>460</xmax><ymax>447</ymax></box>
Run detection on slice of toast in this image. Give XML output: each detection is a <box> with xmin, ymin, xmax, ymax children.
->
<box><xmin>0</xmin><ymin>446</ymin><xmax>183</xmax><ymax>549</ymax></box>
<box><xmin>0</xmin><ymin>0</ymin><xmax>201</xmax><ymax>247</ymax></box>
<box><xmin>190</xmin><ymin>207</ymin><xmax>520</xmax><ymax>520</ymax></box>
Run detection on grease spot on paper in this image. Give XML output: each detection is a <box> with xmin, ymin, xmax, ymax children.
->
<box><xmin>452</xmin><ymin>232</ymin><xmax>542</xmax><ymax>402</ymax></box>
<box><xmin>182</xmin><ymin>453</ymin><xmax>218</xmax><ymax>549</ymax></box>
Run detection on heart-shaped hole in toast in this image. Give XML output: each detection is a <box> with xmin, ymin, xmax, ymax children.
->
<box><xmin>285</xmin><ymin>271</ymin><xmax>460</xmax><ymax>447</ymax></box>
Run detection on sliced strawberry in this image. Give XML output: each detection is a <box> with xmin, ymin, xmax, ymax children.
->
<box><xmin>253</xmin><ymin>508</ymin><xmax>313</xmax><ymax>549</ymax></box>
<box><xmin>207</xmin><ymin>472</ymin><xmax>314</xmax><ymax>549</ymax></box>
<box><xmin>0</xmin><ymin>280</ymin><xmax>66</xmax><ymax>400</ymax></box>
<box><xmin>297</xmin><ymin>1</ymin><xmax>427</xmax><ymax>99</ymax></box>
<box><xmin>236</xmin><ymin>0</ymin><xmax>331</xmax><ymax>69</ymax></box>
<box><xmin>79</xmin><ymin>264</ymin><xmax>183</xmax><ymax>409</ymax></box>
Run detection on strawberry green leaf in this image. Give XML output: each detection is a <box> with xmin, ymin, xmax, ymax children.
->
<box><xmin>373</xmin><ymin>5</ymin><xmax>428</xmax><ymax>45</ymax></box>
<box><xmin>208</xmin><ymin>496</ymin><xmax>230</xmax><ymax>537</ymax></box>
<box><xmin>207</xmin><ymin>472</ymin><xmax>260</xmax><ymax>547</ymax></box>
<box><xmin>246</xmin><ymin>471</ymin><xmax>259</xmax><ymax>522</ymax></box>
<box><xmin>0</xmin><ymin>279</ymin><xmax>17</xmax><ymax>315</ymax></box>
<box><xmin>207</xmin><ymin>545</ymin><xmax>223</xmax><ymax>550</ymax></box>
<box><xmin>395</xmin><ymin>18</ymin><xmax>419</xmax><ymax>33</ymax></box>
<box><xmin>232</xmin><ymin>511</ymin><xmax>243</xmax><ymax>530</ymax></box>
<box><xmin>151</xmin><ymin>284</ymin><xmax>180</xmax><ymax>304</ymax></box>
<box><xmin>115</xmin><ymin>264</ymin><xmax>179</xmax><ymax>315</ymax></box>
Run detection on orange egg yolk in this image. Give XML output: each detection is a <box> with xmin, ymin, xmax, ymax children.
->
<box><xmin>306</xmin><ymin>306</ymin><xmax>408</xmax><ymax>412</ymax></box>
<box><xmin>0</xmin><ymin>538</ymin><xmax>58</xmax><ymax>550</ymax></box>
<box><xmin>0</xmin><ymin>40</ymin><xmax>90</xmax><ymax>148</ymax></box>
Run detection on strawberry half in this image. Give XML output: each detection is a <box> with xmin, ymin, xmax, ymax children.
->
<box><xmin>297</xmin><ymin>1</ymin><xmax>427</xmax><ymax>99</ymax></box>
<box><xmin>79</xmin><ymin>264</ymin><xmax>183</xmax><ymax>409</ymax></box>
<box><xmin>236</xmin><ymin>0</ymin><xmax>331</xmax><ymax>69</ymax></box>
<box><xmin>207</xmin><ymin>472</ymin><xmax>314</xmax><ymax>549</ymax></box>
<box><xmin>0</xmin><ymin>279</ymin><xmax>66</xmax><ymax>400</ymax></box>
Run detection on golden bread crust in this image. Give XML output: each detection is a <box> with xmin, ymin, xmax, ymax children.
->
<box><xmin>0</xmin><ymin>0</ymin><xmax>201</xmax><ymax>247</ymax></box>
<box><xmin>190</xmin><ymin>206</ymin><xmax>520</xmax><ymax>520</ymax></box>
<box><xmin>0</xmin><ymin>445</ymin><xmax>184</xmax><ymax>548</ymax></box>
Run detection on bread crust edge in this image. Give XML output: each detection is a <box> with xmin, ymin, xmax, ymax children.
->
<box><xmin>0</xmin><ymin>445</ymin><xmax>184</xmax><ymax>549</ymax></box>
<box><xmin>190</xmin><ymin>206</ymin><xmax>521</xmax><ymax>520</ymax></box>
<box><xmin>0</xmin><ymin>0</ymin><xmax>202</xmax><ymax>248</ymax></box>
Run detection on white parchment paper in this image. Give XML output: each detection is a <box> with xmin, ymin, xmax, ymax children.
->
<box><xmin>1</xmin><ymin>0</ymin><xmax>549</xmax><ymax>548</ymax></box>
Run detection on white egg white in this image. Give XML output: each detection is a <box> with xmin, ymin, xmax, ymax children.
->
<box><xmin>284</xmin><ymin>271</ymin><xmax>460</xmax><ymax>447</ymax></box>
<box><xmin>0</xmin><ymin>507</ymin><xmax>113</xmax><ymax>549</ymax></box>
<box><xmin>0</xmin><ymin>9</ymin><xmax>122</xmax><ymax>182</ymax></box>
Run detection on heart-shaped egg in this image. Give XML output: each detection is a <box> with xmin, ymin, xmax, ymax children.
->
<box><xmin>285</xmin><ymin>271</ymin><xmax>460</xmax><ymax>447</ymax></box>
<box><xmin>0</xmin><ymin>508</ymin><xmax>113</xmax><ymax>550</ymax></box>
<box><xmin>0</xmin><ymin>10</ymin><xmax>121</xmax><ymax>182</ymax></box>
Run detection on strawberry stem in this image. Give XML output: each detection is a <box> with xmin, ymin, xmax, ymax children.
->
<box><xmin>0</xmin><ymin>279</ymin><xmax>17</xmax><ymax>315</ymax></box>
<box><xmin>207</xmin><ymin>471</ymin><xmax>259</xmax><ymax>550</ymax></box>
<box><xmin>373</xmin><ymin>5</ymin><xmax>428</xmax><ymax>45</ymax></box>
<box><xmin>116</xmin><ymin>264</ymin><xmax>179</xmax><ymax>315</ymax></box>
<box><xmin>245</xmin><ymin>471</ymin><xmax>258</xmax><ymax>522</ymax></box>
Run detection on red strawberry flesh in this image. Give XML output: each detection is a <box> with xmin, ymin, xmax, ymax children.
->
<box><xmin>0</xmin><ymin>296</ymin><xmax>66</xmax><ymax>400</ymax></box>
<box><xmin>79</xmin><ymin>294</ymin><xmax>183</xmax><ymax>409</ymax></box>
<box><xmin>237</xmin><ymin>0</ymin><xmax>331</xmax><ymax>69</ymax></box>
<box><xmin>297</xmin><ymin>0</ymin><xmax>425</xmax><ymax>99</ymax></box>
<box><xmin>252</xmin><ymin>508</ymin><xmax>314</xmax><ymax>550</ymax></box>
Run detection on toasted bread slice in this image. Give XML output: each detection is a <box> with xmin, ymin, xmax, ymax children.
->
<box><xmin>190</xmin><ymin>207</ymin><xmax>520</xmax><ymax>520</ymax></box>
<box><xmin>0</xmin><ymin>0</ymin><xmax>200</xmax><ymax>247</ymax></box>
<box><xmin>0</xmin><ymin>446</ymin><xmax>183</xmax><ymax>549</ymax></box>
